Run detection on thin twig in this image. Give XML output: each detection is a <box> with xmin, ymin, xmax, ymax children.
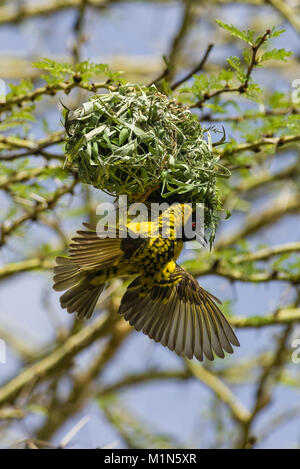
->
<box><xmin>171</xmin><ymin>43</ymin><xmax>214</xmax><ymax>90</ymax></box>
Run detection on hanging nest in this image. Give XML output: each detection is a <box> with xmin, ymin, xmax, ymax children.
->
<box><xmin>64</xmin><ymin>84</ymin><xmax>229</xmax><ymax>240</ymax></box>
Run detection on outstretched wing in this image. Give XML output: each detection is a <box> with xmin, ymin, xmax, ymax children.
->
<box><xmin>119</xmin><ymin>265</ymin><xmax>239</xmax><ymax>361</ymax></box>
<box><xmin>53</xmin><ymin>222</ymin><xmax>147</xmax><ymax>318</ymax></box>
<box><xmin>68</xmin><ymin>222</ymin><xmax>148</xmax><ymax>270</ymax></box>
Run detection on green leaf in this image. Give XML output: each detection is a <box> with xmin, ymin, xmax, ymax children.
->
<box><xmin>118</xmin><ymin>127</ymin><xmax>130</xmax><ymax>146</ymax></box>
<box><xmin>259</xmin><ymin>48</ymin><xmax>292</xmax><ymax>63</ymax></box>
<box><xmin>227</xmin><ymin>56</ymin><xmax>246</xmax><ymax>82</ymax></box>
<box><xmin>269</xmin><ymin>27</ymin><xmax>286</xmax><ymax>38</ymax></box>
<box><xmin>216</xmin><ymin>20</ymin><xmax>254</xmax><ymax>45</ymax></box>
<box><xmin>8</xmin><ymin>79</ymin><xmax>33</xmax><ymax>97</ymax></box>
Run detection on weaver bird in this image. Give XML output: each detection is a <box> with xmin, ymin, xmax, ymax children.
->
<box><xmin>53</xmin><ymin>203</ymin><xmax>239</xmax><ymax>360</ymax></box>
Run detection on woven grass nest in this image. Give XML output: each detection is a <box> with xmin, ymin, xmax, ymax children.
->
<box><xmin>64</xmin><ymin>84</ymin><xmax>229</xmax><ymax>240</ymax></box>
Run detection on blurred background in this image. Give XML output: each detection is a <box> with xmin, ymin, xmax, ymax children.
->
<box><xmin>0</xmin><ymin>0</ymin><xmax>300</xmax><ymax>449</ymax></box>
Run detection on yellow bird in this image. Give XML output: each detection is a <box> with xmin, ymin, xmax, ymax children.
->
<box><xmin>53</xmin><ymin>203</ymin><xmax>239</xmax><ymax>361</ymax></box>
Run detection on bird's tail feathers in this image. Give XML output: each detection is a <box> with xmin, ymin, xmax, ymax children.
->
<box><xmin>53</xmin><ymin>256</ymin><xmax>82</xmax><ymax>291</ymax></box>
<box><xmin>53</xmin><ymin>256</ymin><xmax>105</xmax><ymax>319</ymax></box>
<box><xmin>60</xmin><ymin>281</ymin><xmax>105</xmax><ymax>319</ymax></box>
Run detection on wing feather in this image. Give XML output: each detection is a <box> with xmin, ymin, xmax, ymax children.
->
<box><xmin>183</xmin><ymin>301</ymin><xmax>195</xmax><ymax>359</ymax></box>
<box><xmin>157</xmin><ymin>291</ymin><xmax>178</xmax><ymax>346</ymax></box>
<box><xmin>67</xmin><ymin>223</ymin><xmax>146</xmax><ymax>271</ymax></box>
<box><xmin>118</xmin><ymin>265</ymin><xmax>239</xmax><ymax>361</ymax></box>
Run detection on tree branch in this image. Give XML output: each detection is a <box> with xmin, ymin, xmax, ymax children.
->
<box><xmin>0</xmin><ymin>179</ymin><xmax>78</xmax><ymax>247</ymax></box>
<box><xmin>187</xmin><ymin>361</ymin><xmax>251</xmax><ymax>424</ymax></box>
<box><xmin>0</xmin><ymin>312</ymin><xmax>117</xmax><ymax>407</ymax></box>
